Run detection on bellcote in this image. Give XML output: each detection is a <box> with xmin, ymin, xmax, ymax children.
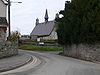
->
<box><xmin>44</xmin><ymin>9</ymin><xmax>49</xmax><ymax>22</ymax></box>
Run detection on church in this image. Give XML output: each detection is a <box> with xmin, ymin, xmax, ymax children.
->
<box><xmin>30</xmin><ymin>9</ymin><xmax>58</xmax><ymax>41</ymax></box>
<box><xmin>0</xmin><ymin>0</ymin><xmax>8</xmax><ymax>41</ymax></box>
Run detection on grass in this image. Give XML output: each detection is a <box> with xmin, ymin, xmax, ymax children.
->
<box><xmin>19</xmin><ymin>45</ymin><xmax>63</xmax><ymax>51</ymax></box>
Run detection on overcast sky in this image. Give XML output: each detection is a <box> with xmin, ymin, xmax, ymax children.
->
<box><xmin>11</xmin><ymin>0</ymin><xmax>68</xmax><ymax>35</ymax></box>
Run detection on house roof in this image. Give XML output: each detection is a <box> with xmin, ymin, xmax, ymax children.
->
<box><xmin>0</xmin><ymin>17</ymin><xmax>8</xmax><ymax>27</ymax></box>
<box><xmin>1</xmin><ymin>0</ymin><xmax>8</xmax><ymax>5</ymax></box>
<box><xmin>30</xmin><ymin>21</ymin><xmax>55</xmax><ymax>37</ymax></box>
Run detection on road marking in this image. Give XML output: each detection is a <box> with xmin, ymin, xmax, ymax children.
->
<box><xmin>0</xmin><ymin>54</ymin><xmax>37</xmax><ymax>74</ymax></box>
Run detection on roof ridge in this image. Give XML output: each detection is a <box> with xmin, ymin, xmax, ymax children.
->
<box><xmin>38</xmin><ymin>20</ymin><xmax>54</xmax><ymax>25</ymax></box>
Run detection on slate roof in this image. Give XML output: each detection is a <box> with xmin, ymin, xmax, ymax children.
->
<box><xmin>30</xmin><ymin>21</ymin><xmax>55</xmax><ymax>37</ymax></box>
<box><xmin>0</xmin><ymin>17</ymin><xmax>8</xmax><ymax>26</ymax></box>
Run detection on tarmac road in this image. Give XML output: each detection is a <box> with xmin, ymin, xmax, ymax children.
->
<box><xmin>1</xmin><ymin>50</ymin><xmax>100</xmax><ymax>75</ymax></box>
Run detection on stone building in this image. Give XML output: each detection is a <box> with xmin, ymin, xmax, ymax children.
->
<box><xmin>0</xmin><ymin>0</ymin><xmax>18</xmax><ymax>58</ymax></box>
<box><xmin>30</xmin><ymin>9</ymin><xmax>58</xmax><ymax>41</ymax></box>
<box><xmin>0</xmin><ymin>0</ymin><xmax>8</xmax><ymax>41</ymax></box>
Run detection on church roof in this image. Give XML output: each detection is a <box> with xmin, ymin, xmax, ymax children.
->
<box><xmin>0</xmin><ymin>17</ymin><xmax>8</xmax><ymax>26</ymax></box>
<box><xmin>30</xmin><ymin>21</ymin><xmax>55</xmax><ymax>37</ymax></box>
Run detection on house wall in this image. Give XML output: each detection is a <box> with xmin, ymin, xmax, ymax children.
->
<box><xmin>0</xmin><ymin>0</ymin><xmax>7</xmax><ymax>17</ymax></box>
<box><xmin>0</xmin><ymin>27</ymin><xmax>7</xmax><ymax>41</ymax></box>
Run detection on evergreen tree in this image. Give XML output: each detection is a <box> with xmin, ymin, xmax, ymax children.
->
<box><xmin>56</xmin><ymin>0</ymin><xmax>100</xmax><ymax>45</ymax></box>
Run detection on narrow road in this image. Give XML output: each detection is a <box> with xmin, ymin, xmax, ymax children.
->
<box><xmin>1</xmin><ymin>50</ymin><xmax>100</xmax><ymax>75</ymax></box>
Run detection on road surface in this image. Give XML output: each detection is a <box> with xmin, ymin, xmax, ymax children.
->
<box><xmin>1</xmin><ymin>50</ymin><xmax>100</xmax><ymax>75</ymax></box>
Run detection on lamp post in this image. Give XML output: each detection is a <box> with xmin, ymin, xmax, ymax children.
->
<box><xmin>8</xmin><ymin>0</ymin><xmax>22</xmax><ymax>38</ymax></box>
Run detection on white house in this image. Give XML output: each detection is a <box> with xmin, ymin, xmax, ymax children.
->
<box><xmin>30</xmin><ymin>9</ymin><xmax>58</xmax><ymax>41</ymax></box>
<box><xmin>0</xmin><ymin>0</ymin><xmax>8</xmax><ymax>41</ymax></box>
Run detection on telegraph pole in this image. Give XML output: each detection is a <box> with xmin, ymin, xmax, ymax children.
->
<box><xmin>8</xmin><ymin>0</ymin><xmax>11</xmax><ymax>38</ymax></box>
<box><xmin>8</xmin><ymin>0</ymin><xmax>22</xmax><ymax>38</ymax></box>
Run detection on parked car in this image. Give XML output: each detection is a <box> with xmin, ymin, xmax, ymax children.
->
<box><xmin>38</xmin><ymin>42</ymin><xmax>45</xmax><ymax>46</ymax></box>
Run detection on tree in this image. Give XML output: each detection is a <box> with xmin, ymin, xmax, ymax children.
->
<box><xmin>56</xmin><ymin>0</ymin><xmax>100</xmax><ymax>45</ymax></box>
<box><xmin>10</xmin><ymin>31</ymin><xmax>21</xmax><ymax>42</ymax></box>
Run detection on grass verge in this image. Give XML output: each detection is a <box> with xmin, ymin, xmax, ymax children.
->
<box><xmin>19</xmin><ymin>45</ymin><xmax>63</xmax><ymax>51</ymax></box>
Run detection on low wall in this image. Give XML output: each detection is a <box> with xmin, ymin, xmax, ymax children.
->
<box><xmin>63</xmin><ymin>44</ymin><xmax>100</xmax><ymax>62</ymax></box>
<box><xmin>0</xmin><ymin>41</ymin><xmax>18</xmax><ymax>58</ymax></box>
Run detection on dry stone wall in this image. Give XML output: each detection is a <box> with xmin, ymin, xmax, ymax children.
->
<box><xmin>0</xmin><ymin>41</ymin><xmax>18</xmax><ymax>58</ymax></box>
<box><xmin>63</xmin><ymin>44</ymin><xmax>100</xmax><ymax>62</ymax></box>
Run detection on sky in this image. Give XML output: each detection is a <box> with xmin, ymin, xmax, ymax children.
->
<box><xmin>10</xmin><ymin>0</ymin><xmax>68</xmax><ymax>35</ymax></box>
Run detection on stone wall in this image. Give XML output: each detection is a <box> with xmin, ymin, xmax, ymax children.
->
<box><xmin>0</xmin><ymin>41</ymin><xmax>18</xmax><ymax>58</ymax></box>
<box><xmin>63</xmin><ymin>44</ymin><xmax>100</xmax><ymax>62</ymax></box>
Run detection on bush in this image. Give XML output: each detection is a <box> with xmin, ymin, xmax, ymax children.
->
<box><xmin>41</xmin><ymin>39</ymin><xmax>58</xmax><ymax>44</ymax></box>
<box><xmin>19</xmin><ymin>39</ymin><xmax>35</xmax><ymax>42</ymax></box>
<box><xmin>9</xmin><ymin>31</ymin><xmax>20</xmax><ymax>42</ymax></box>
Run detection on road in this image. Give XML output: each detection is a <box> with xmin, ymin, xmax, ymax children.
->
<box><xmin>1</xmin><ymin>50</ymin><xmax>100</xmax><ymax>75</ymax></box>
